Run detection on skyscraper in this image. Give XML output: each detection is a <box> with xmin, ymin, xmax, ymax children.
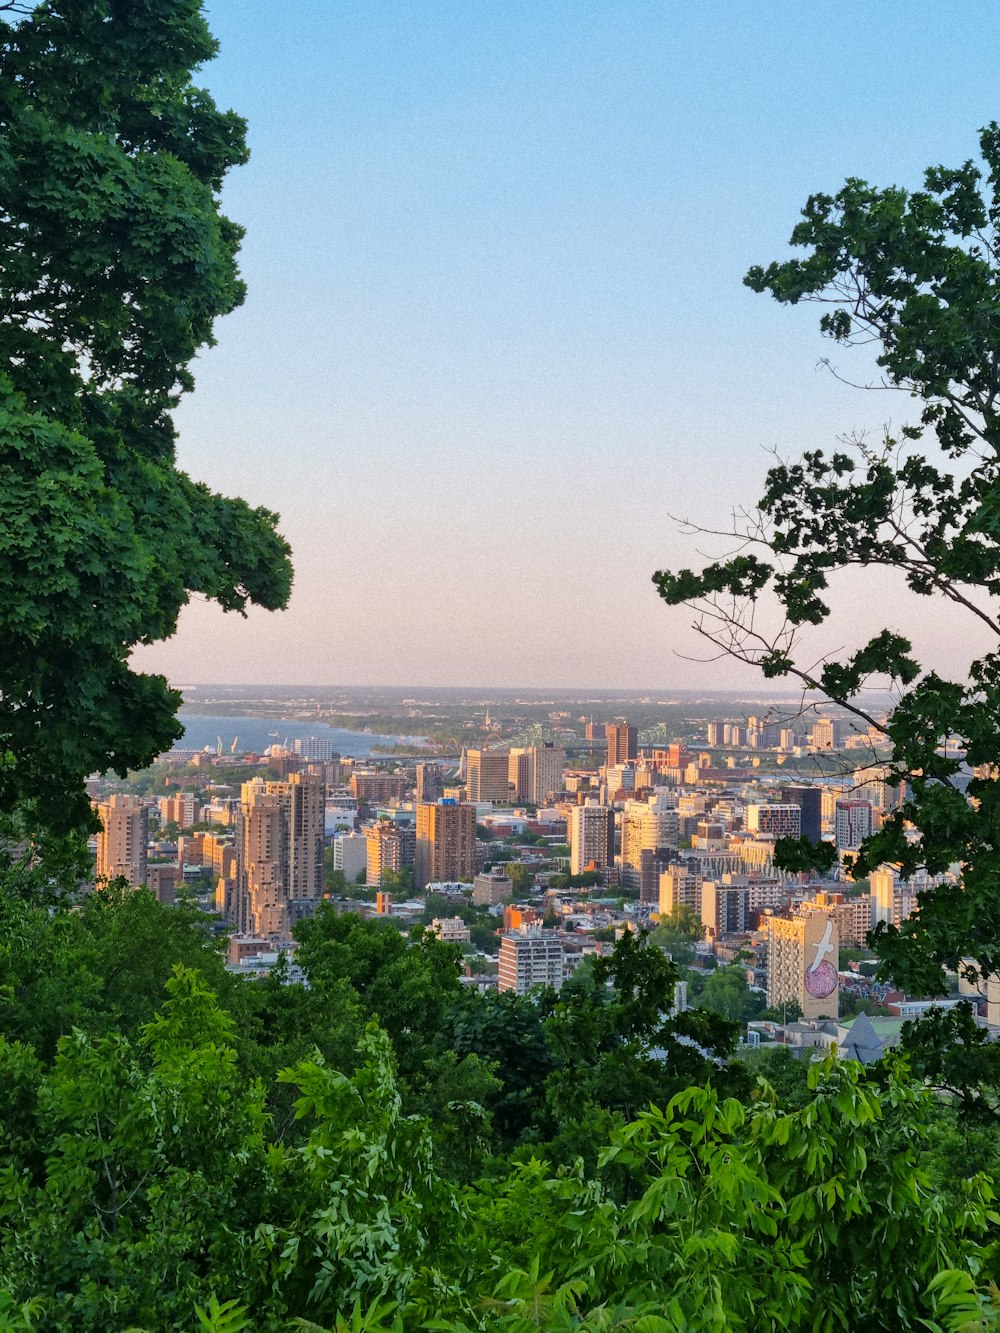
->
<box><xmin>96</xmin><ymin>794</ymin><xmax>148</xmax><ymax>887</ymax></box>
<box><xmin>415</xmin><ymin>762</ymin><xmax>444</xmax><ymax>803</ymax></box>
<box><xmin>508</xmin><ymin>744</ymin><xmax>565</xmax><ymax>804</ymax></box>
<box><xmin>465</xmin><ymin>749</ymin><xmax>511</xmax><ymax>803</ymax></box>
<box><xmin>415</xmin><ymin>801</ymin><xmax>476</xmax><ymax>887</ymax></box>
<box><xmin>235</xmin><ymin>779</ymin><xmax>288</xmax><ymax>937</ymax></box>
<box><xmin>606</xmin><ymin>720</ymin><xmax>637</xmax><ymax>766</ymax></box>
<box><xmin>233</xmin><ymin>772</ymin><xmax>325</xmax><ymax>937</ymax></box>
<box><xmin>779</xmin><ymin>785</ymin><xmax>823</xmax><ymax>845</ymax></box>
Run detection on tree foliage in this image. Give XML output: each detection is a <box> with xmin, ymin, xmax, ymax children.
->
<box><xmin>655</xmin><ymin>124</ymin><xmax>1000</xmax><ymax>1101</ymax></box>
<box><xmin>0</xmin><ymin>0</ymin><xmax>292</xmax><ymax>835</ymax></box>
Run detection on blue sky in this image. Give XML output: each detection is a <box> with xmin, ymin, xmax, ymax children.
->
<box><xmin>135</xmin><ymin>0</ymin><xmax>1000</xmax><ymax>688</ymax></box>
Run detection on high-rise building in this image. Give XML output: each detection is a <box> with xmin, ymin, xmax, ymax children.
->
<box><xmin>235</xmin><ymin>779</ymin><xmax>288</xmax><ymax>937</ymax></box>
<box><xmin>465</xmin><ymin>749</ymin><xmax>511</xmax><ymax>803</ymax></box>
<box><xmin>658</xmin><ymin>865</ymin><xmax>703</xmax><ymax>919</ymax></box>
<box><xmin>332</xmin><ymin>830</ymin><xmax>367</xmax><ymax>882</ymax></box>
<box><xmin>508</xmin><ymin>749</ymin><xmax>532</xmax><ymax>802</ymax></box>
<box><xmin>293</xmin><ymin>736</ymin><xmax>341</xmax><ymax>762</ymax></box>
<box><xmin>706</xmin><ymin>722</ymin><xmax>724</xmax><ymax>747</ymax></box>
<box><xmin>279</xmin><ymin>772</ymin><xmax>325</xmax><ymax>902</ymax></box>
<box><xmin>835</xmin><ymin>799</ymin><xmax>873</xmax><ymax>853</ymax></box>
<box><xmin>498</xmin><ymin>926</ymin><xmax>564</xmax><ymax>994</ymax></box>
<box><xmin>620</xmin><ymin>798</ymin><xmax>679</xmax><ymax>891</ymax></box>
<box><xmin>415</xmin><ymin>801</ymin><xmax>476</xmax><ymax>888</ymax></box>
<box><xmin>606</xmin><ymin>720</ymin><xmax>637</xmax><ymax>766</ymax></box>
<box><xmin>233</xmin><ymin>773</ymin><xmax>325</xmax><ymax>937</ymax></box>
<box><xmin>702</xmin><ymin>878</ymin><xmax>751</xmax><ymax>939</ymax></box>
<box><xmin>531</xmin><ymin>743</ymin><xmax>565</xmax><ymax>803</ymax></box>
<box><xmin>568</xmin><ymin>801</ymin><xmax>614</xmax><ymax>875</ymax></box>
<box><xmin>415</xmin><ymin>762</ymin><xmax>444</xmax><ymax>804</ymax></box>
<box><xmin>779</xmin><ymin>785</ymin><xmax>823</xmax><ymax>845</ymax></box>
<box><xmin>745</xmin><ymin>804</ymin><xmax>801</xmax><ymax>839</ymax></box>
<box><xmin>96</xmin><ymin>794</ymin><xmax>148</xmax><ymax>887</ymax></box>
<box><xmin>365</xmin><ymin>821</ymin><xmax>402</xmax><ymax>887</ymax></box>
<box><xmin>767</xmin><ymin>906</ymin><xmax>839</xmax><ymax>1020</ymax></box>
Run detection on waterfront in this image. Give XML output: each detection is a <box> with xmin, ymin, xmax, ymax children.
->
<box><xmin>172</xmin><ymin>714</ymin><xmax>424</xmax><ymax>758</ymax></box>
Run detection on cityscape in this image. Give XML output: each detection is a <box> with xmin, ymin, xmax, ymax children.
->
<box><xmin>92</xmin><ymin>685</ymin><xmax>978</xmax><ymax>1066</ymax></box>
<box><xmin>4</xmin><ymin>0</ymin><xmax>1000</xmax><ymax>1325</ymax></box>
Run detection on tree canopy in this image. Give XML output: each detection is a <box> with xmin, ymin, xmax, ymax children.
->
<box><xmin>0</xmin><ymin>0</ymin><xmax>292</xmax><ymax>836</ymax></box>
<box><xmin>655</xmin><ymin>124</ymin><xmax>1000</xmax><ymax>1106</ymax></box>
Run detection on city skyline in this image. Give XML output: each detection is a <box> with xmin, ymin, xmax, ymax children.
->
<box><xmin>133</xmin><ymin>1</ymin><xmax>1000</xmax><ymax>688</ymax></box>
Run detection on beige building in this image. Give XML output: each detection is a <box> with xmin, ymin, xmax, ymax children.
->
<box><xmin>158</xmin><ymin>793</ymin><xmax>201</xmax><ymax>828</ymax></box>
<box><xmin>498</xmin><ymin>927</ymin><xmax>564</xmax><ymax>994</ymax></box>
<box><xmin>415</xmin><ymin>801</ymin><xmax>476</xmax><ymax>888</ymax></box>
<box><xmin>473</xmin><ymin>868</ymin><xmax>514</xmax><ymax>905</ymax></box>
<box><xmin>620</xmin><ymin>798</ymin><xmax>679</xmax><ymax>891</ymax></box>
<box><xmin>465</xmin><ymin>749</ymin><xmax>512</xmax><ymax>803</ymax></box>
<box><xmin>235</xmin><ymin>779</ymin><xmax>288</xmax><ymax>937</ymax></box>
<box><xmin>365</xmin><ymin>821</ymin><xmax>402</xmax><ymax>887</ymax></box>
<box><xmin>96</xmin><ymin>794</ymin><xmax>148</xmax><ymax>887</ymax></box>
<box><xmin>658</xmin><ymin>865</ymin><xmax>703</xmax><ymax>919</ymax></box>
<box><xmin>232</xmin><ymin>773</ymin><xmax>325</xmax><ymax>938</ymax></box>
<box><xmin>767</xmin><ymin>907</ymin><xmax>839</xmax><ymax>1021</ymax></box>
<box><xmin>568</xmin><ymin>801</ymin><xmax>614</xmax><ymax>875</ymax></box>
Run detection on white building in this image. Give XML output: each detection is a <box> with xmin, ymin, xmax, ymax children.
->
<box><xmin>332</xmin><ymin>831</ymin><xmax>367</xmax><ymax>882</ymax></box>
<box><xmin>498</xmin><ymin>927</ymin><xmax>565</xmax><ymax>995</ymax></box>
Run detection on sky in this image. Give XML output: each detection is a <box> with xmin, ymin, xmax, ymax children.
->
<box><xmin>132</xmin><ymin>0</ymin><xmax>1000</xmax><ymax>690</ymax></box>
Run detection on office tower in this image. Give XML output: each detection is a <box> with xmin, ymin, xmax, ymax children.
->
<box><xmin>365</xmin><ymin>821</ymin><xmax>402</xmax><ymax>887</ymax></box>
<box><xmin>606</xmin><ymin>720</ymin><xmax>637</xmax><ymax>766</ymax></box>
<box><xmin>415</xmin><ymin>762</ymin><xmax>444</xmax><ymax>804</ymax></box>
<box><xmin>508</xmin><ymin>749</ymin><xmax>532</xmax><ymax>802</ymax></box>
<box><xmin>834</xmin><ymin>799</ymin><xmax>873</xmax><ymax>853</ymax></box>
<box><xmin>568</xmin><ymin>801</ymin><xmax>614</xmax><ymax>875</ymax></box>
<box><xmin>532</xmin><ymin>743</ymin><xmax>565</xmax><ymax>803</ymax></box>
<box><xmin>620</xmin><ymin>798</ymin><xmax>679</xmax><ymax>891</ymax></box>
<box><xmin>498</xmin><ymin>927</ymin><xmax>565</xmax><ymax>994</ymax></box>
<box><xmin>415</xmin><ymin>801</ymin><xmax>476</xmax><ymax>888</ymax></box>
<box><xmin>779</xmin><ymin>785</ymin><xmax>823</xmax><ymax>845</ymax></box>
<box><xmin>706</xmin><ymin>722</ymin><xmax>724</xmax><ymax>746</ymax></box>
<box><xmin>702</xmin><ymin>879</ymin><xmax>751</xmax><ymax>939</ymax></box>
<box><xmin>767</xmin><ymin>907</ymin><xmax>839</xmax><ymax>1020</ymax></box>
<box><xmin>465</xmin><ymin>749</ymin><xmax>512</xmax><ymax>803</ymax></box>
<box><xmin>658</xmin><ymin>865</ymin><xmax>703</xmax><ymax>919</ymax></box>
<box><xmin>744</xmin><ymin>804</ymin><xmax>801</xmax><ymax>839</ymax></box>
<box><xmin>235</xmin><ymin>779</ymin><xmax>288</xmax><ymax>937</ymax></box>
<box><xmin>96</xmin><ymin>794</ymin><xmax>148</xmax><ymax>887</ymax></box>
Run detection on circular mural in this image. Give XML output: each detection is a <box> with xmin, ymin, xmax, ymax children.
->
<box><xmin>804</xmin><ymin>960</ymin><xmax>838</xmax><ymax>999</ymax></box>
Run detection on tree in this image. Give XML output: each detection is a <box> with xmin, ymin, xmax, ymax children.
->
<box><xmin>655</xmin><ymin>124</ymin><xmax>1000</xmax><ymax>1108</ymax></box>
<box><xmin>0</xmin><ymin>0</ymin><xmax>292</xmax><ymax>837</ymax></box>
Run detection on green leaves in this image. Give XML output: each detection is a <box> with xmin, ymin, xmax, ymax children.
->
<box><xmin>0</xmin><ymin>2</ymin><xmax>292</xmax><ymax>835</ymax></box>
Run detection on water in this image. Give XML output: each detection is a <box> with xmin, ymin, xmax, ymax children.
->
<box><xmin>172</xmin><ymin>714</ymin><xmax>422</xmax><ymax>759</ymax></box>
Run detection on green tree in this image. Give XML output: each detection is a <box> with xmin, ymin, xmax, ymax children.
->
<box><xmin>0</xmin><ymin>0</ymin><xmax>292</xmax><ymax>837</ymax></box>
<box><xmin>655</xmin><ymin>124</ymin><xmax>1000</xmax><ymax>1112</ymax></box>
<box><xmin>697</xmin><ymin>963</ymin><xmax>765</xmax><ymax>1025</ymax></box>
